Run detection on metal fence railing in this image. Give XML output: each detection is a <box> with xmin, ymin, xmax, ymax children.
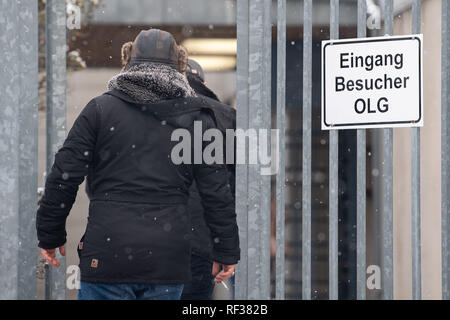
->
<box><xmin>235</xmin><ymin>0</ymin><xmax>449</xmax><ymax>300</ymax></box>
<box><xmin>1</xmin><ymin>0</ymin><xmax>450</xmax><ymax>300</ymax></box>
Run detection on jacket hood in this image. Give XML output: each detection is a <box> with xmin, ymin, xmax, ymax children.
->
<box><xmin>107</xmin><ymin>63</ymin><xmax>196</xmax><ymax>104</ymax></box>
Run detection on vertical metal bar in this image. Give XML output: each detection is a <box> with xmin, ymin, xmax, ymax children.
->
<box><xmin>442</xmin><ymin>0</ymin><xmax>450</xmax><ymax>301</ymax></box>
<box><xmin>329</xmin><ymin>0</ymin><xmax>339</xmax><ymax>301</ymax></box>
<box><xmin>46</xmin><ymin>0</ymin><xmax>67</xmax><ymax>300</ymax></box>
<box><xmin>0</xmin><ymin>0</ymin><xmax>38</xmax><ymax>300</ymax></box>
<box><xmin>235</xmin><ymin>0</ymin><xmax>250</xmax><ymax>300</ymax></box>
<box><xmin>247</xmin><ymin>0</ymin><xmax>264</xmax><ymax>299</ymax></box>
<box><xmin>17</xmin><ymin>0</ymin><xmax>39</xmax><ymax>300</ymax></box>
<box><xmin>45</xmin><ymin>264</ymin><xmax>52</xmax><ymax>300</ymax></box>
<box><xmin>260</xmin><ymin>0</ymin><xmax>272</xmax><ymax>300</ymax></box>
<box><xmin>368</xmin><ymin>18</ymin><xmax>384</xmax><ymax>301</ymax></box>
<box><xmin>302</xmin><ymin>0</ymin><xmax>312</xmax><ymax>301</ymax></box>
<box><xmin>0</xmin><ymin>0</ymin><xmax>21</xmax><ymax>300</ymax></box>
<box><xmin>382</xmin><ymin>0</ymin><xmax>394</xmax><ymax>300</ymax></box>
<box><xmin>356</xmin><ymin>0</ymin><xmax>367</xmax><ymax>301</ymax></box>
<box><xmin>411</xmin><ymin>0</ymin><xmax>422</xmax><ymax>301</ymax></box>
<box><xmin>275</xmin><ymin>0</ymin><xmax>287</xmax><ymax>300</ymax></box>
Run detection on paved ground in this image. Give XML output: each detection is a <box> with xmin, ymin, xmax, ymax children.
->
<box><xmin>37</xmin><ymin>68</ymin><xmax>233</xmax><ymax>300</ymax></box>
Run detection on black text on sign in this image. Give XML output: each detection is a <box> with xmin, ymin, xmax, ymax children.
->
<box><xmin>321</xmin><ymin>34</ymin><xmax>423</xmax><ymax>130</ymax></box>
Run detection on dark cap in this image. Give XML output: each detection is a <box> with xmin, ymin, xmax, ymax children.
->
<box><xmin>187</xmin><ymin>59</ymin><xmax>205</xmax><ymax>82</ymax></box>
<box><xmin>129</xmin><ymin>29</ymin><xmax>179</xmax><ymax>68</ymax></box>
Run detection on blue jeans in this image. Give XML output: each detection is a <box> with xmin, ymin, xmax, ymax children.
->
<box><xmin>78</xmin><ymin>281</ymin><xmax>184</xmax><ymax>300</ymax></box>
<box><xmin>180</xmin><ymin>254</ymin><xmax>215</xmax><ymax>300</ymax></box>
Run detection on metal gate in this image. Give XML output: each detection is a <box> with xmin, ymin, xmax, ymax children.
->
<box><xmin>0</xmin><ymin>0</ymin><xmax>450</xmax><ymax>300</ymax></box>
<box><xmin>234</xmin><ymin>0</ymin><xmax>450</xmax><ymax>300</ymax></box>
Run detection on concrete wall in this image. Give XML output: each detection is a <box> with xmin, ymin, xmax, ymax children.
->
<box><xmin>393</xmin><ymin>0</ymin><xmax>442</xmax><ymax>299</ymax></box>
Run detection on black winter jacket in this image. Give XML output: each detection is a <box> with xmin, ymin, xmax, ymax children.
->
<box><xmin>36</xmin><ymin>89</ymin><xmax>240</xmax><ymax>284</ymax></box>
<box><xmin>186</xmin><ymin>75</ymin><xmax>236</xmax><ymax>261</ymax></box>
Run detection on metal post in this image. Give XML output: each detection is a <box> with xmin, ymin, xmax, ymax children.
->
<box><xmin>382</xmin><ymin>0</ymin><xmax>394</xmax><ymax>300</ymax></box>
<box><xmin>235</xmin><ymin>0</ymin><xmax>250</xmax><ymax>301</ymax></box>
<box><xmin>411</xmin><ymin>0</ymin><xmax>422</xmax><ymax>301</ymax></box>
<box><xmin>356</xmin><ymin>0</ymin><xmax>367</xmax><ymax>301</ymax></box>
<box><xmin>18</xmin><ymin>0</ymin><xmax>39</xmax><ymax>300</ymax></box>
<box><xmin>442</xmin><ymin>0</ymin><xmax>450</xmax><ymax>301</ymax></box>
<box><xmin>0</xmin><ymin>0</ymin><xmax>38</xmax><ymax>300</ymax></box>
<box><xmin>329</xmin><ymin>0</ymin><xmax>339</xmax><ymax>301</ymax></box>
<box><xmin>0</xmin><ymin>0</ymin><xmax>21</xmax><ymax>300</ymax></box>
<box><xmin>246</xmin><ymin>0</ymin><xmax>265</xmax><ymax>299</ymax></box>
<box><xmin>45</xmin><ymin>0</ymin><xmax>67</xmax><ymax>300</ymax></box>
<box><xmin>275</xmin><ymin>0</ymin><xmax>287</xmax><ymax>300</ymax></box>
<box><xmin>246</xmin><ymin>0</ymin><xmax>262</xmax><ymax>299</ymax></box>
<box><xmin>260</xmin><ymin>0</ymin><xmax>272</xmax><ymax>300</ymax></box>
<box><xmin>235</xmin><ymin>0</ymin><xmax>272</xmax><ymax>300</ymax></box>
<box><xmin>368</xmin><ymin>15</ymin><xmax>384</xmax><ymax>301</ymax></box>
<box><xmin>302</xmin><ymin>0</ymin><xmax>312</xmax><ymax>301</ymax></box>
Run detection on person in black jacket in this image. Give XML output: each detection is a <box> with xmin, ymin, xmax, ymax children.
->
<box><xmin>180</xmin><ymin>60</ymin><xmax>236</xmax><ymax>300</ymax></box>
<box><xmin>36</xmin><ymin>29</ymin><xmax>240</xmax><ymax>300</ymax></box>
<box><xmin>186</xmin><ymin>59</ymin><xmax>220</xmax><ymax>102</ymax></box>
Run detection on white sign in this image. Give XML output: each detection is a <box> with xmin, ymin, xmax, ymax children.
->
<box><xmin>321</xmin><ymin>34</ymin><xmax>423</xmax><ymax>130</ymax></box>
